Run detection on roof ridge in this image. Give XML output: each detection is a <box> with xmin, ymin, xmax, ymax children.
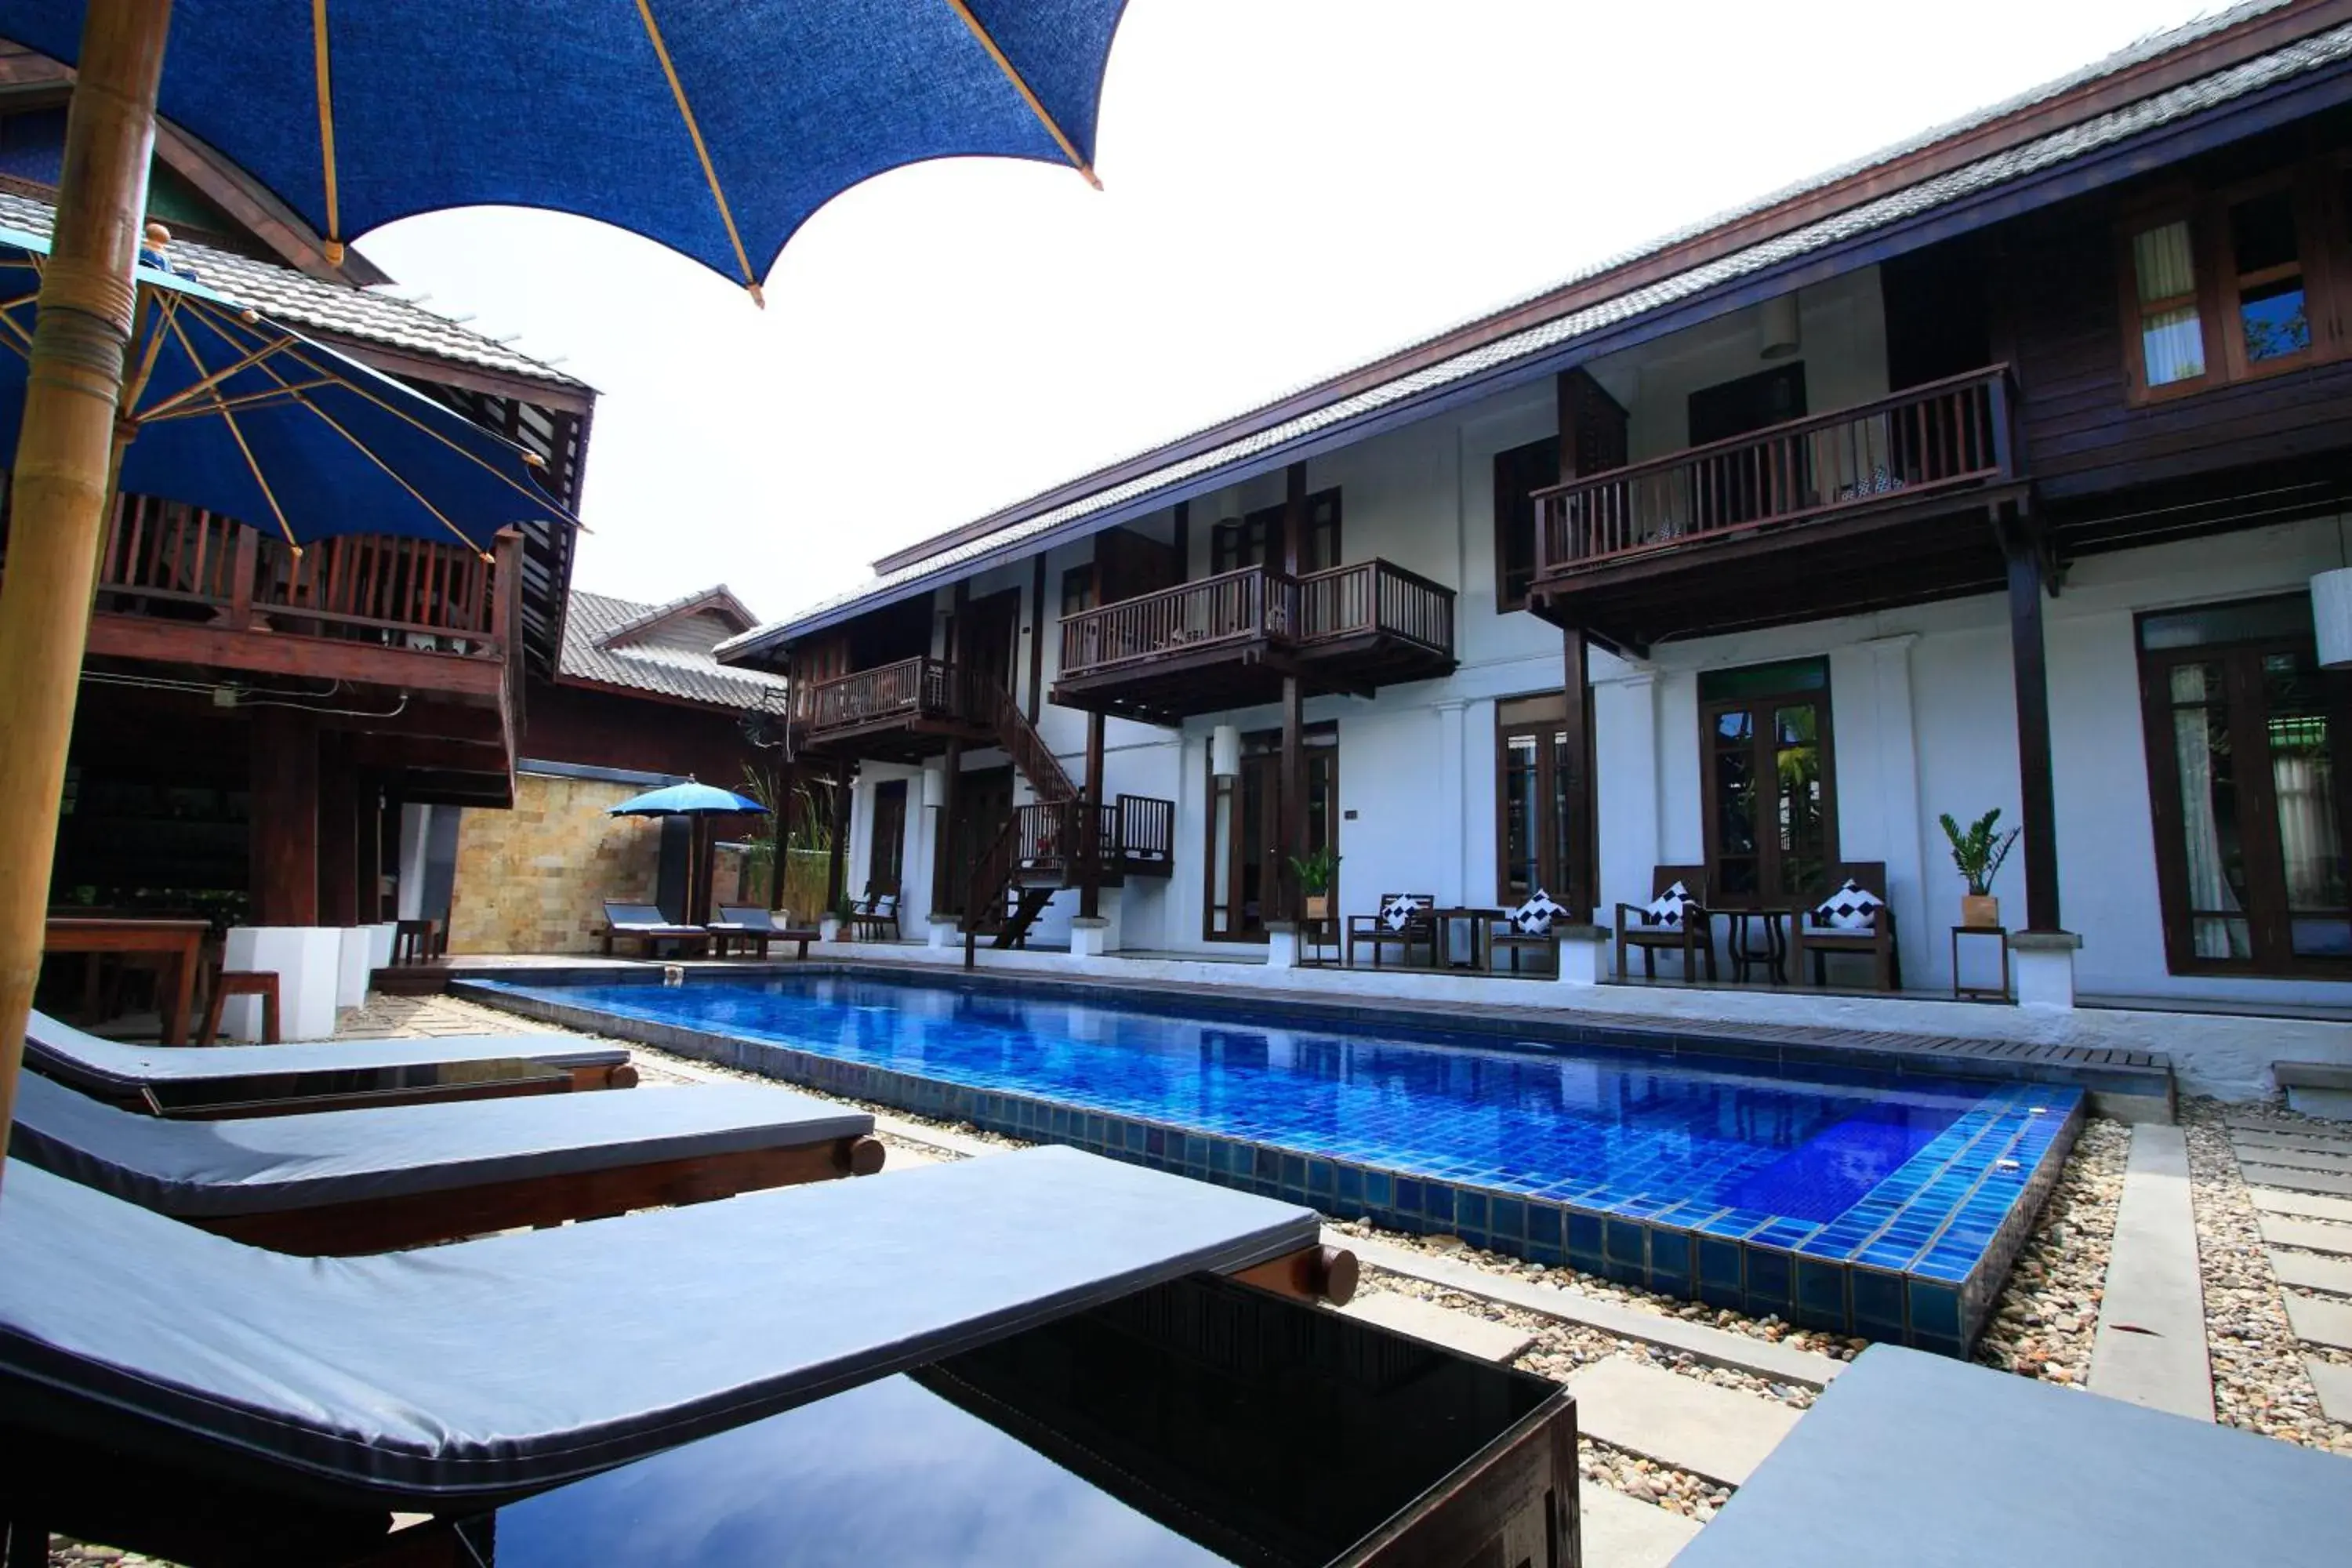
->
<box><xmin>593</xmin><ymin>584</ymin><xmax>756</xmax><ymax>648</ymax></box>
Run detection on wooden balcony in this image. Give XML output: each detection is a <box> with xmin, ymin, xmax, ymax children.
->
<box><xmin>1527</xmin><ymin>366</ymin><xmax>2030</xmax><ymax>652</ymax></box>
<box><xmin>794</xmin><ymin>655</ymin><xmax>993</xmax><ymax>759</ymax></box>
<box><xmin>1007</xmin><ymin>794</ymin><xmax>1177</xmax><ymax>886</ymax></box>
<box><xmin>59</xmin><ymin>494</ymin><xmax>516</xmax><ymax>708</ymax></box>
<box><xmin>1053</xmin><ymin>559</ymin><xmax>1456</xmax><ymax>723</ymax></box>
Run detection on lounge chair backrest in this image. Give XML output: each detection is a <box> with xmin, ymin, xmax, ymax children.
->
<box><xmin>714</xmin><ymin>906</ymin><xmax>778</xmax><ymax>931</ymax></box>
<box><xmin>604</xmin><ymin>902</ymin><xmax>671</xmax><ymax>927</ymax></box>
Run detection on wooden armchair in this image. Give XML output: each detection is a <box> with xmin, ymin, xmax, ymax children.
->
<box><xmin>1790</xmin><ymin>860</ymin><xmax>1900</xmax><ymax>991</ymax></box>
<box><xmin>1615</xmin><ymin>866</ymin><xmax>1717</xmax><ymax>982</ymax></box>
<box><xmin>846</xmin><ymin>885</ymin><xmax>902</xmax><ymax>942</ymax></box>
<box><xmin>1347</xmin><ymin>894</ymin><xmax>1436</xmax><ymax>969</ymax></box>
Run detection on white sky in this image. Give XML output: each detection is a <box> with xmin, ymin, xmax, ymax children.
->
<box><xmin>355</xmin><ymin>0</ymin><xmax>2212</xmax><ymax>627</ymax></box>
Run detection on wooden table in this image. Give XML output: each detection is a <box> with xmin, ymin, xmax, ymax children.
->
<box><xmin>1425</xmin><ymin>908</ymin><xmax>1504</xmax><ymax>971</ymax></box>
<box><xmin>1727</xmin><ymin>908</ymin><xmax>1794</xmax><ymax>984</ymax></box>
<box><xmin>44</xmin><ymin>916</ymin><xmax>209</xmax><ymax>1046</ymax></box>
<box><xmin>1951</xmin><ymin>924</ymin><xmax>2011</xmax><ymax>1001</ymax></box>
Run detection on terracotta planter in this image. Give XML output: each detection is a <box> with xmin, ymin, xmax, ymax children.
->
<box><xmin>1305</xmin><ymin>894</ymin><xmax>1330</xmax><ymax>920</ymax></box>
<box><xmin>1961</xmin><ymin>894</ymin><xmax>2000</xmax><ymax>929</ymax></box>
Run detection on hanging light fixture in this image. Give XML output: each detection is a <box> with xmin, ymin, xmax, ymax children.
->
<box><xmin>1210</xmin><ymin>724</ymin><xmax>1241</xmax><ymax>779</ymax></box>
<box><xmin>2318</xmin><ymin>520</ymin><xmax>2352</xmax><ymax>668</ymax></box>
<box><xmin>1758</xmin><ymin>292</ymin><xmax>1801</xmax><ymax>360</ymax></box>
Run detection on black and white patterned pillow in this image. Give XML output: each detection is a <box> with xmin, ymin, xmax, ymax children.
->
<box><xmin>1643</xmin><ymin>881</ymin><xmax>1697</xmax><ymax>927</ymax></box>
<box><xmin>1814</xmin><ymin>879</ymin><xmax>1884</xmax><ymax>931</ymax></box>
<box><xmin>1510</xmin><ymin>889</ymin><xmax>1567</xmax><ymax>935</ymax></box>
<box><xmin>1381</xmin><ymin>894</ymin><xmax>1430</xmax><ymax>932</ymax></box>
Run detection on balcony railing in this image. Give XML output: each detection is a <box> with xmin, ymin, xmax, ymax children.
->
<box><xmin>1058</xmin><ymin>558</ymin><xmax>1455</xmax><ymax>682</ymax></box>
<box><xmin>800</xmin><ymin>655</ymin><xmax>974</xmax><ymax>735</ymax></box>
<box><xmin>1058</xmin><ymin>564</ymin><xmax>1296</xmax><ymax>680</ymax></box>
<box><xmin>1008</xmin><ymin>794</ymin><xmax>1177</xmax><ymax>876</ymax></box>
<box><xmin>1531</xmin><ymin>365</ymin><xmax>2016</xmax><ymax>577</ymax></box>
<box><xmin>83</xmin><ymin>493</ymin><xmax>507</xmax><ymax>655</ymax></box>
<box><xmin>1298</xmin><ymin>558</ymin><xmax>1454</xmax><ymax>654</ymax></box>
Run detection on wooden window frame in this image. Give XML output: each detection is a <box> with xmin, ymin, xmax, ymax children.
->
<box><xmin>2134</xmin><ymin>605</ymin><xmax>2352</xmax><ymax>980</ymax></box>
<box><xmin>1493</xmin><ymin>694</ymin><xmax>1573</xmax><ymax>904</ymax></box>
<box><xmin>1059</xmin><ymin>563</ymin><xmax>1098</xmax><ymax>619</ymax></box>
<box><xmin>2118</xmin><ymin>158</ymin><xmax>2352</xmax><ymax>405</ymax></box>
<box><xmin>1199</xmin><ymin>724</ymin><xmax>1338</xmax><ymax>944</ymax></box>
<box><xmin>1697</xmin><ymin>666</ymin><xmax>1839</xmax><ymax>909</ymax></box>
<box><xmin>1211</xmin><ymin>488</ymin><xmax>1342</xmax><ymax>574</ymax></box>
<box><xmin>1491</xmin><ymin>437</ymin><xmax>1558</xmax><ymax>615</ymax></box>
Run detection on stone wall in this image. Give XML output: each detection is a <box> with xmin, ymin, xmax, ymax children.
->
<box><xmin>446</xmin><ymin>773</ymin><xmax>663</xmax><ymax>954</ymax></box>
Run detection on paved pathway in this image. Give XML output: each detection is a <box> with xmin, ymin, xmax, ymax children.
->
<box><xmin>2230</xmin><ymin>1113</ymin><xmax>2352</xmax><ymax>1424</ymax></box>
<box><xmin>2089</xmin><ymin>1126</ymin><xmax>2213</xmax><ymax>1420</ymax></box>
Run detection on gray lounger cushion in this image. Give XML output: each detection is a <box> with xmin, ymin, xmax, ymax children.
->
<box><xmin>7</xmin><ymin>1071</ymin><xmax>871</xmax><ymax>1216</ymax></box>
<box><xmin>24</xmin><ymin>1007</ymin><xmax>628</xmax><ymax>1093</ymax></box>
<box><xmin>1677</xmin><ymin>1345</ymin><xmax>2352</xmax><ymax>1567</ymax></box>
<box><xmin>0</xmin><ymin>1147</ymin><xmax>1317</xmax><ymax>1504</ymax></box>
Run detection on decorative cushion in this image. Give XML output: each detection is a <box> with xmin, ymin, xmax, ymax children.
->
<box><xmin>1814</xmin><ymin>879</ymin><xmax>1884</xmax><ymax>931</ymax></box>
<box><xmin>872</xmin><ymin>895</ymin><xmax>897</xmax><ymax>916</ymax></box>
<box><xmin>1509</xmin><ymin>890</ymin><xmax>1567</xmax><ymax>936</ymax></box>
<box><xmin>1643</xmin><ymin>882</ymin><xmax>1697</xmax><ymax>928</ymax></box>
<box><xmin>1381</xmin><ymin>895</ymin><xmax>1429</xmax><ymax>932</ymax></box>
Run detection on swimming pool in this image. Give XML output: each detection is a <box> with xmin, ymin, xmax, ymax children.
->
<box><xmin>471</xmin><ymin>971</ymin><xmax>2082</xmax><ymax>1355</ymax></box>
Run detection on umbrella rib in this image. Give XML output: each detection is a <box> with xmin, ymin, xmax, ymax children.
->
<box><xmin>943</xmin><ymin>0</ymin><xmax>1104</xmax><ymax>191</ymax></box>
<box><xmin>313</xmin><ymin>0</ymin><xmax>345</xmax><ymax>266</ymax></box>
<box><xmin>163</xmin><ymin>310</ymin><xmax>301</xmax><ymax>551</ymax></box>
<box><xmin>635</xmin><ymin>0</ymin><xmax>763</xmax><ymax>305</ymax></box>
<box><xmin>139</xmin><ymin>331</ymin><xmax>302</xmax><ymax>422</ymax></box>
<box><xmin>140</xmin><ymin>379</ymin><xmax>343</xmax><ymax>422</ymax></box>
<box><xmin>120</xmin><ymin>288</ymin><xmax>177</xmax><ymax>419</ymax></box>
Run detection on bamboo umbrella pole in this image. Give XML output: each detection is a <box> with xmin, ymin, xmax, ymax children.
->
<box><xmin>0</xmin><ymin>0</ymin><xmax>171</xmax><ymax>1196</ymax></box>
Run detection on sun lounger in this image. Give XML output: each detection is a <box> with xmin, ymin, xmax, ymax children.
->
<box><xmin>0</xmin><ymin>1146</ymin><xmax>1347</xmax><ymax>1513</ymax></box>
<box><xmin>706</xmin><ymin>904</ymin><xmax>817</xmax><ymax>960</ymax></box>
<box><xmin>24</xmin><ymin>1007</ymin><xmax>638</xmax><ymax>1116</ymax></box>
<box><xmin>600</xmin><ymin>900</ymin><xmax>712</xmax><ymax>957</ymax></box>
<box><xmin>5</xmin><ymin>1070</ymin><xmax>885</xmax><ymax>1253</ymax></box>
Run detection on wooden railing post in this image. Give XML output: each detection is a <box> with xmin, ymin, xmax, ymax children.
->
<box><xmin>225</xmin><ymin>521</ymin><xmax>257</xmax><ymax>630</ymax></box>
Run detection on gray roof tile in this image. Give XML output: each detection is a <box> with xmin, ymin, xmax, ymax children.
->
<box><xmin>562</xmin><ymin>587</ymin><xmax>789</xmax><ymax>710</ymax></box>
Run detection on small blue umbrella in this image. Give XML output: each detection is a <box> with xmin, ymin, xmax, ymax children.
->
<box><xmin>0</xmin><ymin>224</ymin><xmax>573</xmax><ymax>554</ymax></box>
<box><xmin>2</xmin><ymin>1</ymin><xmax>1132</xmax><ymax>299</ymax></box>
<box><xmin>609</xmin><ymin>779</ymin><xmax>769</xmax><ymax>927</ymax></box>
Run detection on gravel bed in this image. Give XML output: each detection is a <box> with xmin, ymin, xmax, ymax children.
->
<box><xmin>1972</xmin><ymin>1116</ymin><xmax>2129</xmax><ymax>1386</ymax></box>
<box><xmin>48</xmin><ymin>1541</ymin><xmax>173</xmax><ymax>1566</ymax></box>
<box><xmin>2183</xmin><ymin>1099</ymin><xmax>2352</xmax><ymax>1454</ymax></box>
<box><xmin>1577</xmin><ymin>1437</ymin><xmax>1733</xmax><ymax>1522</ymax></box>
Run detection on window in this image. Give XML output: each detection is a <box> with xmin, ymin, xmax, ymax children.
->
<box><xmin>2121</xmin><ymin>159</ymin><xmax>2351</xmax><ymax>401</ymax></box>
<box><xmin>2137</xmin><ymin>596</ymin><xmax>2351</xmax><ymax>975</ymax></box>
<box><xmin>868</xmin><ymin>780</ymin><xmax>907</xmax><ymax>895</ymax></box>
<box><xmin>1211</xmin><ymin>489</ymin><xmax>1341</xmax><ymax>574</ymax></box>
<box><xmin>1495</xmin><ymin>694</ymin><xmax>1581</xmax><ymax>906</ymax></box>
<box><xmin>1060</xmin><ymin>564</ymin><xmax>1097</xmax><ymax>619</ymax></box>
<box><xmin>1698</xmin><ymin>659</ymin><xmax>1835</xmax><ymax>907</ymax></box>
<box><xmin>1492</xmin><ymin>437</ymin><xmax>1557</xmax><ymax>613</ymax></box>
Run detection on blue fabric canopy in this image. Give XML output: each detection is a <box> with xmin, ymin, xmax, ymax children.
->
<box><xmin>0</xmin><ymin>1</ymin><xmax>1132</xmax><ymax>292</ymax></box>
<box><xmin>608</xmin><ymin>781</ymin><xmax>767</xmax><ymax>818</ymax></box>
<box><xmin>0</xmin><ymin>226</ymin><xmax>572</xmax><ymax>551</ymax></box>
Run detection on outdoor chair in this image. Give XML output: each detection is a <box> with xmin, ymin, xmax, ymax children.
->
<box><xmin>847</xmin><ymin>884</ymin><xmax>902</xmax><ymax>942</ymax></box>
<box><xmin>1616</xmin><ymin>866</ymin><xmax>1719</xmax><ymax>982</ymax></box>
<box><xmin>23</xmin><ymin>1007</ymin><xmax>638</xmax><ymax>1116</ymax></box>
<box><xmin>706</xmin><ymin>905</ymin><xmax>817</xmax><ymax>960</ymax></box>
<box><xmin>8</xmin><ymin>1069</ymin><xmax>884</xmax><ymax>1255</ymax></box>
<box><xmin>391</xmin><ymin>918</ymin><xmax>441</xmax><ymax>964</ymax></box>
<box><xmin>1347</xmin><ymin>893</ymin><xmax>1436</xmax><ymax>968</ymax></box>
<box><xmin>1790</xmin><ymin>859</ymin><xmax>1900</xmax><ymax>990</ymax></box>
<box><xmin>0</xmin><ymin>1147</ymin><xmax>1351</xmax><ymax>1520</ymax></box>
<box><xmin>1487</xmin><ymin>889</ymin><xmax>1570</xmax><ymax>975</ymax></box>
<box><xmin>196</xmin><ymin>967</ymin><xmax>278</xmax><ymax>1046</ymax></box>
<box><xmin>601</xmin><ymin>901</ymin><xmax>712</xmax><ymax>959</ymax></box>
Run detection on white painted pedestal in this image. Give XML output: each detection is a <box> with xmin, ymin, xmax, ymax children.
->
<box><xmin>1265</xmin><ymin>922</ymin><xmax>1300</xmax><ymax>971</ymax></box>
<box><xmin>221</xmin><ymin>926</ymin><xmax>342</xmax><ymax>1042</ymax></box>
<box><xmin>1069</xmin><ymin>916</ymin><xmax>1110</xmax><ymax>962</ymax></box>
<box><xmin>2011</xmin><ymin>931</ymin><xmax>2082</xmax><ymax>1011</ymax></box>
<box><xmin>1555</xmin><ymin>925</ymin><xmax>1612</xmax><ymax>987</ymax></box>
<box><xmin>334</xmin><ymin>927</ymin><xmax>373</xmax><ymax>1010</ymax></box>
<box><xmin>928</xmin><ymin>915</ymin><xmax>964</xmax><ymax>950</ymax></box>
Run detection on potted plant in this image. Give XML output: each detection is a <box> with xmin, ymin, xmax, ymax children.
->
<box><xmin>820</xmin><ymin>890</ymin><xmax>853</xmax><ymax>943</ymax></box>
<box><xmin>1939</xmin><ymin>808</ymin><xmax>2020</xmax><ymax>928</ymax></box>
<box><xmin>1290</xmin><ymin>846</ymin><xmax>1341</xmax><ymax>921</ymax></box>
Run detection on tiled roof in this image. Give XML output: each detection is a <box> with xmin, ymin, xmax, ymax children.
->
<box><xmin>0</xmin><ymin>187</ymin><xmax>588</xmax><ymax>391</ymax></box>
<box><xmin>720</xmin><ymin>2</ymin><xmax>2347</xmax><ymax>659</ymax></box>
<box><xmin>561</xmin><ymin>587</ymin><xmax>789</xmax><ymax>710</ymax></box>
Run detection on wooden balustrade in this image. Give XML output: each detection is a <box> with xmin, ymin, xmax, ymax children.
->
<box><xmin>1058</xmin><ymin>564</ymin><xmax>1296</xmax><ymax>680</ymax></box>
<box><xmin>80</xmin><ymin>493</ymin><xmax>505</xmax><ymax>655</ymax></box>
<box><xmin>1115</xmin><ymin>793</ymin><xmax>1174</xmax><ymax>866</ymax></box>
<box><xmin>1298</xmin><ymin>559</ymin><xmax>1455</xmax><ymax>652</ymax></box>
<box><xmin>801</xmin><ymin>655</ymin><xmax>973</xmax><ymax>735</ymax></box>
<box><xmin>1532</xmin><ymin>365</ymin><xmax>2016</xmax><ymax>576</ymax></box>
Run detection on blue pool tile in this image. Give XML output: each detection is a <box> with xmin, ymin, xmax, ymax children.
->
<box><xmin>1650</xmin><ymin>1228</ymin><xmax>1694</xmax><ymax>1296</ymax></box>
<box><xmin>1337</xmin><ymin>1165</ymin><xmax>1364</xmax><ymax>1207</ymax></box>
<box><xmin>1490</xmin><ymin>1196</ymin><xmax>1526</xmax><ymax>1247</ymax></box>
<box><xmin>1744</xmin><ymin>1245</ymin><xmax>1793</xmax><ymax>1317</ymax></box>
<box><xmin>1907</xmin><ymin>1281</ymin><xmax>1962</xmax><ymax>1340</ymax></box>
<box><xmin>1852</xmin><ymin>1269</ymin><xmax>1907</xmax><ymax>1341</ymax></box>
<box><xmin>1396</xmin><ymin>1178</ymin><xmax>1425</xmax><ymax>1216</ymax></box>
<box><xmin>1697</xmin><ymin>1237</ymin><xmax>1744</xmax><ymax>1309</ymax></box>
<box><xmin>1453</xmin><ymin>1191</ymin><xmax>1488</xmax><ymax>1236</ymax></box>
<box><xmin>1792</xmin><ymin>1258</ymin><xmax>1848</xmax><ymax>1332</ymax></box>
<box><xmin>1526</xmin><ymin>1203</ymin><xmax>1563</xmax><ymax>1254</ymax></box>
<box><xmin>1602</xmin><ymin>1219</ymin><xmax>1650</xmax><ymax>1287</ymax></box>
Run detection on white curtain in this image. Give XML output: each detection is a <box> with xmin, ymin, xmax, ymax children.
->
<box><xmin>2273</xmin><ymin>751</ymin><xmax>2338</xmax><ymax>908</ymax></box>
<box><xmin>2134</xmin><ymin>222</ymin><xmax>2206</xmax><ymax>386</ymax></box>
<box><xmin>2171</xmin><ymin>668</ymin><xmax>2248</xmax><ymax>958</ymax></box>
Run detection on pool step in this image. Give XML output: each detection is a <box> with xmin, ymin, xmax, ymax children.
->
<box><xmin>1579</xmin><ymin>1479</ymin><xmax>1702</xmax><ymax>1567</ymax></box>
<box><xmin>1564</xmin><ymin>1356</ymin><xmax>1801</xmax><ymax>1490</ymax></box>
<box><xmin>1338</xmin><ymin>1290</ymin><xmax>1537</xmax><ymax>1363</ymax></box>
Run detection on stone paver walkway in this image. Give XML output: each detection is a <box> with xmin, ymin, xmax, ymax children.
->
<box><xmin>1338</xmin><ymin>1290</ymin><xmax>1536</xmax><ymax>1363</ymax></box>
<box><xmin>2232</xmin><ymin>1113</ymin><xmax>2352</xmax><ymax>1425</ymax></box>
<box><xmin>1563</xmin><ymin>1356</ymin><xmax>1802</xmax><ymax>1490</ymax></box>
<box><xmin>1579</xmin><ymin>1479</ymin><xmax>1703</xmax><ymax>1568</ymax></box>
<box><xmin>2089</xmin><ymin>1126</ymin><xmax>2213</xmax><ymax>1420</ymax></box>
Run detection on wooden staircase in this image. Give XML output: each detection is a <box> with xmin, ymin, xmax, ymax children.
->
<box><xmin>960</xmin><ymin>689</ymin><xmax>1080</xmax><ymax>963</ymax></box>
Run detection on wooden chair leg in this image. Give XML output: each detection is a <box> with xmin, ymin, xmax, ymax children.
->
<box><xmin>260</xmin><ymin>985</ymin><xmax>280</xmax><ymax>1045</ymax></box>
<box><xmin>198</xmin><ymin>978</ymin><xmax>227</xmax><ymax>1048</ymax></box>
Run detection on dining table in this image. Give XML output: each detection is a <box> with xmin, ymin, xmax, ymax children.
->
<box><xmin>44</xmin><ymin>916</ymin><xmax>209</xmax><ymax>1046</ymax></box>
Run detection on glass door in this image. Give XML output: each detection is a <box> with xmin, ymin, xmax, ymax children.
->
<box><xmin>1700</xmin><ymin>660</ymin><xmax>1835</xmax><ymax>908</ymax></box>
<box><xmin>1204</xmin><ymin>729</ymin><xmax>1337</xmax><ymax>940</ymax></box>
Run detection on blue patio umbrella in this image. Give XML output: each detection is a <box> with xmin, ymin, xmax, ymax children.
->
<box><xmin>609</xmin><ymin>780</ymin><xmax>770</xmax><ymax>927</ymax></box>
<box><xmin>0</xmin><ymin>0</ymin><xmax>1134</xmax><ymax>1174</ymax></box>
<box><xmin>0</xmin><ymin>224</ymin><xmax>573</xmax><ymax>554</ymax></box>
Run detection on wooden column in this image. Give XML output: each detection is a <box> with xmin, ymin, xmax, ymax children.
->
<box><xmin>0</xmin><ymin>0</ymin><xmax>171</xmax><ymax>1190</ymax></box>
<box><xmin>1279</xmin><ymin>674</ymin><xmax>1305</xmax><ymax>924</ymax></box>
<box><xmin>249</xmin><ymin>707</ymin><xmax>320</xmax><ymax>927</ymax></box>
<box><xmin>934</xmin><ymin>739</ymin><xmax>963</xmax><ymax>918</ymax></box>
<box><xmin>1281</xmin><ymin>462</ymin><xmax>1307</xmax><ymax>575</ymax></box>
<box><xmin>768</xmin><ymin>763</ymin><xmax>798</xmax><ymax>913</ymax></box>
<box><xmin>356</xmin><ymin>779</ymin><xmax>384</xmax><ymax>925</ymax></box>
<box><xmin>1172</xmin><ymin>499</ymin><xmax>1190</xmax><ymax>584</ymax></box>
<box><xmin>2002</xmin><ymin>509</ymin><xmax>2063</xmax><ymax>932</ymax></box>
<box><xmin>1079</xmin><ymin>710</ymin><xmax>1106</xmax><ymax>920</ymax></box>
<box><xmin>317</xmin><ymin>735</ymin><xmax>358</xmax><ymax>927</ymax></box>
<box><xmin>1561</xmin><ymin>629</ymin><xmax>1597</xmax><ymax>921</ymax></box>
<box><xmin>1025</xmin><ymin>554</ymin><xmax>1047</xmax><ymax>722</ymax></box>
<box><xmin>824</xmin><ymin>766</ymin><xmax>852</xmax><ymax>915</ymax></box>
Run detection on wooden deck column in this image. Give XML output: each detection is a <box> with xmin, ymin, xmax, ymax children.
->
<box><xmin>1079</xmin><ymin>710</ymin><xmax>1106</xmax><ymax>920</ymax></box>
<box><xmin>1561</xmin><ymin>628</ymin><xmax>1597</xmax><ymax>923</ymax></box>
<box><xmin>317</xmin><ymin>735</ymin><xmax>358</xmax><ymax>927</ymax></box>
<box><xmin>934</xmin><ymin>740</ymin><xmax>963</xmax><ymax>918</ymax></box>
<box><xmin>249</xmin><ymin>707</ymin><xmax>319</xmax><ymax>927</ymax></box>
<box><xmin>2001</xmin><ymin>506</ymin><xmax>2062</xmax><ymax>933</ymax></box>
<box><xmin>824</xmin><ymin>767</ymin><xmax>851</xmax><ymax>916</ymax></box>
<box><xmin>1279</xmin><ymin>674</ymin><xmax>1305</xmax><ymax>924</ymax></box>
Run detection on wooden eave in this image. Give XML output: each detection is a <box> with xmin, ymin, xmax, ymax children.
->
<box><xmin>84</xmin><ymin>614</ymin><xmax>508</xmax><ymax>703</ymax></box>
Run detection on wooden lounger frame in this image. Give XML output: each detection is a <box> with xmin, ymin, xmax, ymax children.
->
<box><xmin>120</xmin><ymin>1058</ymin><xmax>640</xmax><ymax>1121</ymax></box>
<box><xmin>203</xmin><ymin>1132</ymin><xmax>890</xmax><ymax>1255</ymax></box>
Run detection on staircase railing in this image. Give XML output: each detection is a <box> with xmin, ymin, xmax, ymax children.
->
<box><xmin>982</xmin><ymin>683</ymin><xmax>1076</xmax><ymax>803</ymax></box>
<box><xmin>961</xmin><ymin>813</ymin><xmax>1025</xmax><ymax>968</ymax></box>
